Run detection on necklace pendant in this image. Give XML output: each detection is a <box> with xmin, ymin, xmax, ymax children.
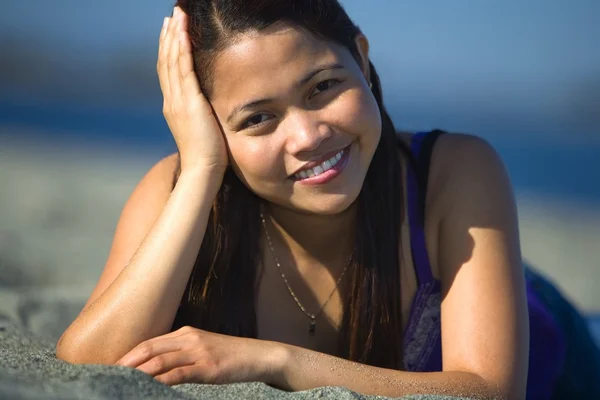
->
<box><xmin>309</xmin><ymin>318</ymin><xmax>316</xmax><ymax>336</ymax></box>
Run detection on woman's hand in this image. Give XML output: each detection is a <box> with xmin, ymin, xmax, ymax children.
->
<box><xmin>159</xmin><ymin>7</ymin><xmax>229</xmax><ymax>175</ymax></box>
<box><xmin>115</xmin><ymin>326</ymin><xmax>287</xmax><ymax>386</ymax></box>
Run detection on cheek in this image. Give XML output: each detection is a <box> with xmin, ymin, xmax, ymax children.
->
<box><xmin>227</xmin><ymin>137</ymin><xmax>281</xmax><ymax>182</ymax></box>
<box><xmin>329</xmin><ymin>89</ymin><xmax>381</xmax><ymax>140</ymax></box>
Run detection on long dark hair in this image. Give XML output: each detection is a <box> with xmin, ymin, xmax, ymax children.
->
<box><xmin>171</xmin><ymin>0</ymin><xmax>409</xmax><ymax>369</ymax></box>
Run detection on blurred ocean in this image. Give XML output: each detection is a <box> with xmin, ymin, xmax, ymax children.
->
<box><xmin>1</xmin><ymin>98</ymin><xmax>599</xmax><ymax>206</ymax></box>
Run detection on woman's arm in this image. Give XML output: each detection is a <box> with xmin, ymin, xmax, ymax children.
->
<box><xmin>56</xmin><ymin>160</ymin><xmax>223</xmax><ymax>364</ymax></box>
<box><xmin>114</xmin><ymin>326</ymin><xmax>500</xmax><ymax>398</ymax></box>
<box><xmin>434</xmin><ymin>134</ymin><xmax>529</xmax><ymax>398</ymax></box>
<box><xmin>116</xmin><ymin>134</ymin><xmax>527</xmax><ymax>399</ymax></box>
<box><xmin>57</xmin><ymin>8</ymin><xmax>229</xmax><ymax>365</ymax></box>
<box><xmin>275</xmin><ymin>344</ymin><xmax>503</xmax><ymax>398</ymax></box>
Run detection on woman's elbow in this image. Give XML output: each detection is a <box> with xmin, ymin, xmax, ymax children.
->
<box><xmin>55</xmin><ymin>331</ymin><xmax>86</xmax><ymax>364</ymax></box>
<box><xmin>55</xmin><ymin>329</ymin><xmax>116</xmax><ymax>365</ymax></box>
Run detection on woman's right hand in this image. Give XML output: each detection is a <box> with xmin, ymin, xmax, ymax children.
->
<box><xmin>159</xmin><ymin>7</ymin><xmax>228</xmax><ymax>175</ymax></box>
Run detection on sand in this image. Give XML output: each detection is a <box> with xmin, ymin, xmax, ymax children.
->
<box><xmin>2</xmin><ymin>320</ymin><xmax>471</xmax><ymax>400</ymax></box>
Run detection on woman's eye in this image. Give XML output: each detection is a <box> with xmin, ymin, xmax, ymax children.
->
<box><xmin>242</xmin><ymin>114</ymin><xmax>270</xmax><ymax>129</ymax></box>
<box><xmin>311</xmin><ymin>79</ymin><xmax>341</xmax><ymax>98</ymax></box>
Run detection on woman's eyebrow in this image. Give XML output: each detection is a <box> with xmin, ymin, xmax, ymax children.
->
<box><xmin>226</xmin><ymin>63</ymin><xmax>345</xmax><ymax>123</ymax></box>
<box><xmin>297</xmin><ymin>62</ymin><xmax>345</xmax><ymax>87</ymax></box>
<box><xmin>227</xmin><ymin>98</ymin><xmax>275</xmax><ymax>124</ymax></box>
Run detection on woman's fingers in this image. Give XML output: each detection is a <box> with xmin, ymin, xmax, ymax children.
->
<box><xmin>157</xmin><ymin>17</ymin><xmax>171</xmax><ymax>97</ymax></box>
<box><xmin>159</xmin><ymin>17</ymin><xmax>169</xmax><ymax>46</ymax></box>
<box><xmin>167</xmin><ymin>8</ymin><xmax>183</xmax><ymax>105</ymax></box>
<box><xmin>178</xmin><ymin>5</ymin><xmax>189</xmax><ymax>36</ymax></box>
<box><xmin>155</xmin><ymin>7</ymin><xmax>229</xmax><ymax>171</ymax></box>
<box><xmin>178</xmin><ymin>30</ymin><xmax>203</xmax><ymax>104</ymax></box>
<box><xmin>158</xmin><ymin>9</ymin><xmax>179</xmax><ymax>102</ymax></box>
<box><xmin>115</xmin><ymin>327</ymin><xmax>197</xmax><ymax>367</ymax></box>
<box><xmin>136</xmin><ymin>350</ymin><xmax>198</xmax><ymax>377</ymax></box>
<box><xmin>116</xmin><ymin>336</ymin><xmax>182</xmax><ymax>368</ymax></box>
<box><xmin>156</xmin><ymin>364</ymin><xmax>216</xmax><ymax>386</ymax></box>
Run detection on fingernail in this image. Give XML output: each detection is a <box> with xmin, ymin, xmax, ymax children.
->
<box><xmin>163</xmin><ymin>17</ymin><xmax>169</xmax><ymax>28</ymax></box>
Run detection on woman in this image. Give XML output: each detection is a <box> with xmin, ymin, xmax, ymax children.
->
<box><xmin>57</xmin><ymin>1</ymin><xmax>592</xmax><ymax>398</ymax></box>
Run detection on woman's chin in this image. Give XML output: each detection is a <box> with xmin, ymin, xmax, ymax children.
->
<box><xmin>290</xmin><ymin>193</ymin><xmax>360</xmax><ymax>216</ymax></box>
<box><xmin>258</xmin><ymin>181</ymin><xmax>364</xmax><ymax>216</ymax></box>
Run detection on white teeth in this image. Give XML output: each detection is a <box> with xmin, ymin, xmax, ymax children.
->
<box><xmin>294</xmin><ymin>148</ymin><xmax>346</xmax><ymax>180</ymax></box>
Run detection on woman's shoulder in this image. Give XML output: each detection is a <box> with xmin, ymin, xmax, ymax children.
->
<box><xmin>400</xmin><ymin>130</ymin><xmax>517</xmax><ymax>282</ymax></box>
<box><xmin>428</xmin><ymin>132</ymin><xmax>508</xmax><ymax>193</ymax></box>
<box><xmin>396</xmin><ymin>130</ymin><xmax>512</xmax><ymax>229</ymax></box>
<box><xmin>154</xmin><ymin>152</ymin><xmax>180</xmax><ymax>176</ymax></box>
<box><xmin>396</xmin><ymin>130</ymin><xmax>499</xmax><ymax>161</ymax></box>
<box><xmin>423</xmin><ymin>132</ymin><xmax>514</xmax><ymax>226</ymax></box>
<box><xmin>140</xmin><ymin>152</ymin><xmax>180</xmax><ymax>189</ymax></box>
<box><xmin>396</xmin><ymin>130</ymin><xmax>506</xmax><ymax>189</ymax></box>
<box><xmin>115</xmin><ymin>151</ymin><xmax>180</xmax><ymax>240</ymax></box>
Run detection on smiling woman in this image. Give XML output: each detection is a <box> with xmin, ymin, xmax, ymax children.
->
<box><xmin>54</xmin><ymin>1</ymin><xmax>599</xmax><ymax>399</ymax></box>
<box><xmin>211</xmin><ymin>24</ymin><xmax>381</xmax><ymax>215</ymax></box>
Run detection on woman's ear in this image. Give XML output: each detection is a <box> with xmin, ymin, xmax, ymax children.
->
<box><xmin>354</xmin><ymin>34</ymin><xmax>371</xmax><ymax>85</ymax></box>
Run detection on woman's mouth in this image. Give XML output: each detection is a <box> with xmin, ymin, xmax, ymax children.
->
<box><xmin>291</xmin><ymin>144</ymin><xmax>351</xmax><ymax>185</ymax></box>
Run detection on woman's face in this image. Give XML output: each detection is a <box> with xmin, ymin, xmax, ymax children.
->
<box><xmin>209</xmin><ymin>25</ymin><xmax>381</xmax><ymax>215</ymax></box>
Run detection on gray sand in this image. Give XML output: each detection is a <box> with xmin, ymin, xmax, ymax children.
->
<box><xmin>0</xmin><ymin>322</ymin><xmax>467</xmax><ymax>399</ymax></box>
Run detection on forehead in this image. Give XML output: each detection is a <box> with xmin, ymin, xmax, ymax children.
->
<box><xmin>210</xmin><ymin>25</ymin><xmax>355</xmax><ymax>104</ymax></box>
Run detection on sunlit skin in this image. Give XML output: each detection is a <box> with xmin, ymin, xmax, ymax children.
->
<box><xmin>56</xmin><ymin>6</ymin><xmax>528</xmax><ymax>399</ymax></box>
<box><xmin>211</xmin><ymin>25</ymin><xmax>380</xmax><ymax>214</ymax></box>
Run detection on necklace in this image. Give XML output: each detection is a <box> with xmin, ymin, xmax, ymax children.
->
<box><xmin>260</xmin><ymin>211</ymin><xmax>353</xmax><ymax>336</ymax></box>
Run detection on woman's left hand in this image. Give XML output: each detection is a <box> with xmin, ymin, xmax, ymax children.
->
<box><xmin>115</xmin><ymin>326</ymin><xmax>286</xmax><ymax>386</ymax></box>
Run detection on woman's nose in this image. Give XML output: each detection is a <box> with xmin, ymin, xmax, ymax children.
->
<box><xmin>284</xmin><ymin>111</ymin><xmax>332</xmax><ymax>155</ymax></box>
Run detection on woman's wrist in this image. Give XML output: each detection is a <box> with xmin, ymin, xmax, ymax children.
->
<box><xmin>178</xmin><ymin>165</ymin><xmax>225</xmax><ymax>190</ymax></box>
<box><xmin>261</xmin><ymin>341</ymin><xmax>294</xmax><ymax>388</ymax></box>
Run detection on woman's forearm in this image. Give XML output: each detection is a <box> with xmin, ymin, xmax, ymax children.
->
<box><xmin>57</xmin><ymin>168</ymin><xmax>222</xmax><ymax>365</ymax></box>
<box><xmin>274</xmin><ymin>344</ymin><xmax>507</xmax><ymax>399</ymax></box>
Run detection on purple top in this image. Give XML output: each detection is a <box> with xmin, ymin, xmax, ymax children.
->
<box><xmin>402</xmin><ymin>132</ymin><xmax>443</xmax><ymax>372</ymax></box>
<box><xmin>401</xmin><ymin>131</ymin><xmax>566</xmax><ymax>399</ymax></box>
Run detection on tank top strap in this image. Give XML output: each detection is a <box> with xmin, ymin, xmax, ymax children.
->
<box><xmin>406</xmin><ymin>130</ymin><xmax>444</xmax><ymax>285</ymax></box>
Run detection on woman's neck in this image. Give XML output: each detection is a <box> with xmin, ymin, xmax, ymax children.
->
<box><xmin>262</xmin><ymin>202</ymin><xmax>357</xmax><ymax>271</ymax></box>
